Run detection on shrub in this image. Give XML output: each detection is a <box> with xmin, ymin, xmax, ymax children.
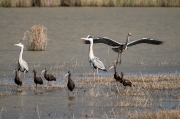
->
<box><xmin>23</xmin><ymin>25</ymin><xmax>49</xmax><ymax>51</ymax></box>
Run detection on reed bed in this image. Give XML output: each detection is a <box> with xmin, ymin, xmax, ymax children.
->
<box><xmin>128</xmin><ymin>110</ymin><xmax>180</xmax><ymax>119</ymax></box>
<box><xmin>23</xmin><ymin>25</ymin><xmax>49</xmax><ymax>51</ymax></box>
<box><xmin>0</xmin><ymin>0</ymin><xmax>179</xmax><ymax>7</ymax></box>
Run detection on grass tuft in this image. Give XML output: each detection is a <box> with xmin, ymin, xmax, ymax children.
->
<box><xmin>22</xmin><ymin>25</ymin><xmax>49</xmax><ymax>51</ymax></box>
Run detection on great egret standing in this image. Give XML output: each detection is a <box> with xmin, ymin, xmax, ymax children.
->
<box><xmin>81</xmin><ymin>35</ymin><xmax>107</xmax><ymax>79</ymax></box>
<box><xmin>14</xmin><ymin>43</ymin><xmax>28</xmax><ymax>80</ymax></box>
<box><xmin>83</xmin><ymin>33</ymin><xmax>163</xmax><ymax>65</ymax></box>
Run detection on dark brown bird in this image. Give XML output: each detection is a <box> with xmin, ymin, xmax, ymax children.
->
<box><xmin>109</xmin><ymin>64</ymin><xmax>123</xmax><ymax>83</ymax></box>
<box><xmin>41</xmin><ymin>68</ymin><xmax>56</xmax><ymax>85</ymax></box>
<box><xmin>64</xmin><ymin>71</ymin><xmax>75</xmax><ymax>96</ymax></box>
<box><xmin>121</xmin><ymin>72</ymin><xmax>132</xmax><ymax>87</ymax></box>
<box><xmin>33</xmin><ymin>70</ymin><xmax>43</xmax><ymax>90</ymax></box>
<box><xmin>13</xmin><ymin>69</ymin><xmax>22</xmax><ymax>87</ymax></box>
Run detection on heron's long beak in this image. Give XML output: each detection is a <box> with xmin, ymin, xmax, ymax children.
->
<box><xmin>64</xmin><ymin>73</ymin><xmax>69</xmax><ymax>77</ymax></box>
<box><xmin>81</xmin><ymin>38</ymin><xmax>88</xmax><ymax>40</ymax></box>
<box><xmin>14</xmin><ymin>44</ymin><xmax>19</xmax><ymax>46</ymax></box>
<box><xmin>109</xmin><ymin>66</ymin><xmax>114</xmax><ymax>70</ymax></box>
<box><xmin>41</xmin><ymin>70</ymin><xmax>45</xmax><ymax>74</ymax></box>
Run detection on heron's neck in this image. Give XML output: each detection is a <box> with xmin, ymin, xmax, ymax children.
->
<box><xmin>19</xmin><ymin>46</ymin><xmax>24</xmax><ymax>62</ymax></box>
<box><xmin>89</xmin><ymin>40</ymin><xmax>94</xmax><ymax>60</ymax></box>
<box><xmin>124</xmin><ymin>35</ymin><xmax>130</xmax><ymax>47</ymax></box>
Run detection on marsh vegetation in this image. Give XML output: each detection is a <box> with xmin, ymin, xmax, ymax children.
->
<box><xmin>22</xmin><ymin>25</ymin><xmax>49</xmax><ymax>51</ymax></box>
<box><xmin>0</xmin><ymin>0</ymin><xmax>179</xmax><ymax>7</ymax></box>
<box><xmin>0</xmin><ymin>61</ymin><xmax>180</xmax><ymax>118</ymax></box>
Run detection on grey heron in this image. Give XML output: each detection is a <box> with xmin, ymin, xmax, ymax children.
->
<box><xmin>64</xmin><ymin>71</ymin><xmax>75</xmax><ymax>96</ymax></box>
<box><xmin>13</xmin><ymin>69</ymin><xmax>22</xmax><ymax>87</ymax></box>
<box><xmin>84</xmin><ymin>33</ymin><xmax>163</xmax><ymax>65</ymax></box>
<box><xmin>81</xmin><ymin>35</ymin><xmax>107</xmax><ymax>79</ymax></box>
<box><xmin>41</xmin><ymin>68</ymin><xmax>56</xmax><ymax>85</ymax></box>
<box><xmin>33</xmin><ymin>70</ymin><xmax>43</xmax><ymax>90</ymax></box>
<box><xmin>14</xmin><ymin>43</ymin><xmax>28</xmax><ymax>80</ymax></box>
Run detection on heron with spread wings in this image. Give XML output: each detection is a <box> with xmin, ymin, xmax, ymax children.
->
<box><xmin>14</xmin><ymin>43</ymin><xmax>28</xmax><ymax>80</ymax></box>
<box><xmin>84</xmin><ymin>33</ymin><xmax>163</xmax><ymax>65</ymax></box>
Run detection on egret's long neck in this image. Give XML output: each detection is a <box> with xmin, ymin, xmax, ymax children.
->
<box><xmin>19</xmin><ymin>46</ymin><xmax>23</xmax><ymax>62</ymax></box>
<box><xmin>89</xmin><ymin>40</ymin><xmax>94</xmax><ymax>60</ymax></box>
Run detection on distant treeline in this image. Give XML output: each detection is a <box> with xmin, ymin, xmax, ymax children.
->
<box><xmin>0</xmin><ymin>0</ymin><xmax>180</xmax><ymax>7</ymax></box>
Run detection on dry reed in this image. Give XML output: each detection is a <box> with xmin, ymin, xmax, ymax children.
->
<box><xmin>0</xmin><ymin>0</ymin><xmax>179</xmax><ymax>7</ymax></box>
<box><xmin>128</xmin><ymin>110</ymin><xmax>180</xmax><ymax>119</ymax></box>
<box><xmin>23</xmin><ymin>25</ymin><xmax>49</xmax><ymax>51</ymax></box>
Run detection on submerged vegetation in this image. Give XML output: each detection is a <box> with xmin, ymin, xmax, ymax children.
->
<box><xmin>22</xmin><ymin>25</ymin><xmax>49</xmax><ymax>51</ymax></box>
<box><xmin>0</xmin><ymin>0</ymin><xmax>180</xmax><ymax>7</ymax></box>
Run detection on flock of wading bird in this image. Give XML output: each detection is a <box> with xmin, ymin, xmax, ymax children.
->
<box><xmin>13</xmin><ymin>33</ymin><xmax>163</xmax><ymax>94</ymax></box>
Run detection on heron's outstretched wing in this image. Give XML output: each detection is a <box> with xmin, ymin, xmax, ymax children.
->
<box><xmin>91</xmin><ymin>57</ymin><xmax>107</xmax><ymax>71</ymax></box>
<box><xmin>83</xmin><ymin>37</ymin><xmax>122</xmax><ymax>46</ymax></box>
<box><xmin>127</xmin><ymin>38</ymin><xmax>163</xmax><ymax>47</ymax></box>
<box><xmin>111</xmin><ymin>47</ymin><xmax>119</xmax><ymax>53</ymax></box>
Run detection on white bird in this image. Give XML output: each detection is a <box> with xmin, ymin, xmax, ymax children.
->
<box><xmin>14</xmin><ymin>43</ymin><xmax>28</xmax><ymax>80</ymax></box>
<box><xmin>84</xmin><ymin>33</ymin><xmax>163</xmax><ymax>65</ymax></box>
<box><xmin>81</xmin><ymin>35</ymin><xmax>107</xmax><ymax>79</ymax></box>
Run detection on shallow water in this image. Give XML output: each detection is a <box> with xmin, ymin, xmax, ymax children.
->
<box><xmin>0</xmin><ymin>7</ymin><xmax>180</xmax><ymax>119</ymax></box>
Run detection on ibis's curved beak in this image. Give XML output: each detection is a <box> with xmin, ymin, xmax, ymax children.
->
<box><xmin>64</xmin><ymin>73</ymin><xmax>69</xmax><ymax>77</ymax></box>
<box><xmin>41</xmin><ymin>70</ymin><xmax>45</xmax><ymax>74</ymax></box>
<box><xmin>13</xmin><ymin>70</ymin><xmax>16</xmax><ymax>73</ymax></box>
<box><xmin>109</xmin><ymin>66</ymin><xmax>114</xmax><ymax>70</ymax></box>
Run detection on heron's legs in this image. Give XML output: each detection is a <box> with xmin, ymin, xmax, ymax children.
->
<box><xmin>119</xmin><ymin>53</ymin><xmax>122</xmax><ymax>65</ymax></box>
<box><xmin>96</xmin><ymin>68</ymin><xmax>99</xmax><ymax>80</ymax></box>
<box><xmin>93</xmin><ymin>70</ymin><xmax>95</xmax><ymax>81</ymax></box>
<box><xmin>24</xmin><ymin>71</ymin><xmax>26</xmax><ymax>80</ymax></box>
<box><xmin>116</xmin><ymin>53</ymin><xmax>119</xmax><ymax>66</ymax></box>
